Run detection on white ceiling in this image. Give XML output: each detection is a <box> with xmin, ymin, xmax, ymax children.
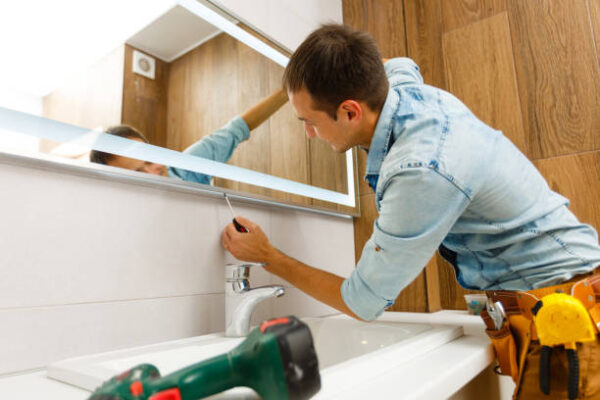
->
<box><xmin>127</xmin><ymin>5</ymin><xmax>221</xmax><ymax>63</ymax></box>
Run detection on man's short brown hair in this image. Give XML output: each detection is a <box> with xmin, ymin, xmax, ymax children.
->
<box><xmin>89</xmin><ymin>125</ymin><xmax>148</xmax><ymax>165</ymax></box>
<box><xmin>283</xmin><ymin>24</ymin><xmax>388</xmax><ymax>119</ymax></box>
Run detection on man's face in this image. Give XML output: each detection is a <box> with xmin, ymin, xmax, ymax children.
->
<box><xmin>289</xmin><ymin>88</ymin><xmax>353</xmax><ymax>153</ymax></box>
<box><xmin>105</xmin><ymin>137</ymin><xmax>167</xmax><ymax>176</ymax></box>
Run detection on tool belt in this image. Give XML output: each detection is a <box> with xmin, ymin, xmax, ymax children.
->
<box><xmin>481</xmin><ymin>269</ymin><xmax>600</xmax><ymax>399</ymax></box>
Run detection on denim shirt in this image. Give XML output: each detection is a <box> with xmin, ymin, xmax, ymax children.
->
<box><xmin>341</xmin><ymin>58</ymin><xmax>600</xmax><ymax>321</ymax></box>
<box><xmin>168</xmin><ymin>116</ymin><xmax>250</xmax><ymax>184</ymax></box>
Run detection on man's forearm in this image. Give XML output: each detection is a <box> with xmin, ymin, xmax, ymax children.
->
<box><xmin>241</xmin><ymin>89</ymin><xmax>288</xmax><ymax>131</ymax></box>
<box><xmin>264</xmin><ymin>250</ymin><xmax>363</xmax><ymax>320</ymax></box>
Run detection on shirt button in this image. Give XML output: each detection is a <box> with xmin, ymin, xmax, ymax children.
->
<box><xmin>375</xmin><ymin>246</ymin><xmax>381</xmax><ymax>252</ymax></box>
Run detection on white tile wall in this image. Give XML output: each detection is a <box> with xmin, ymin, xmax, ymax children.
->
<box><xmin>0</xmin><ymin>160</ymin><xmax>354</xmax><ymax>374</ymax></box>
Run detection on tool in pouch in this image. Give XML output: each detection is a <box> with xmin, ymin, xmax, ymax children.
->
<box><xmin>531</xmin><ymin>290</ymin><xmax>597</xmax><ymax>400</ymax></box>
<box><xmin>88</xmin><ymin>316</ymin><xmax>321</xmax><ymax>400</ymax></box>
<box><xmin>224</xmin><ymin>194</ymin><xmax>248</xmax><ymax>233</ymax></box>
<box><xmin>482</xmin><ymin>299</ymin><xmax>520</xmax><ymax>381</ymax></box>
<box><xmin>486</xmin><ymin>300</ymin><xmax>506</xmax><ymax>330</ymax></box>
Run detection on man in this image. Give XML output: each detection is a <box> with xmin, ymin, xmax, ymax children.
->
<box><xmin>221</xmin><ymin>25</ymin><xmax>600</xmax><ymax>399</ymax></box>
<box><xmin>90</xmin><ymin>88</ymin><xmax>288</xmax><ymax>184</ymax></box>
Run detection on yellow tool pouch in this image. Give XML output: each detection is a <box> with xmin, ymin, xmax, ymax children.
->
<box><xmin>485</xmin><ymin>321</ymin><xmax>519</xmax><ymax>382</ymax></box>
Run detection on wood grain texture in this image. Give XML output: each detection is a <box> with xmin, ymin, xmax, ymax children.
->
<box><xmin>590</xmin><ymin>0</ymin><xmax>600</xmax><ymax>62</ymax></box>
<box><xmin>424</xmin><ymin>257</ymin><xmax>442</xmax><ymax>312</ymax></box>
<box><xmin>122</xmin><ymin>45</ymin><xmax>169</xmax><ymax>148</ymax></box>
<box><xmin>353</xmin><ymin>193</ymin><xmax>378</xmax><ymax>264</ymax></box>
<box><xmin>355</xmin><ymin>147</ymin><xmax>373</xmax><ymax>196</ymax></box>
<box><xmin>403</xmin><ymin>0</ymin><xmax>446</xmax><ymax>88</ymax></box>
<box><xmin>343</xmin><ymin>0</ymin><xmax>407</xmax><ymax>57</ymax></box>
<box><xmin>443</xmin><ymin>12</ymin><xmax>527</xmax><ymax>154</ymax></box>
<box><xmin>441</xmin><ymin>0</ymin><xmax>506</xmax><ymax>33</ymax></box>
<box><xmin>534</xmin><ymin>151</ymin><xmax>600</xmax><ymax>232</ymax></box>
<box><xmin>309</xmin><ymin>139</ymin><xmax>349</xmax><ymax>209</ymax></box>
<box><xmin>42</xmin><ymin>45</ymin><xmax>125</xmax><ymax>153</ymax></box>
<box><xmin>217</xmin><ymin>35</ymin><xmax>272</xmax><ymax>197</ymax></box>
<box><xmin>267</xmin><ymin>62</ymin><xmax>310</xmax><ymax>206</ymax></box>
<box><xmin>507</xmin><ymin>0</ymin><xmax>600</xmax><ymax>159</ymax></box>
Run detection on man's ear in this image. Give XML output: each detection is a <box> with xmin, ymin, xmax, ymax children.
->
<box><xmin>338</xmin><ymin>100</ymin><xmax>363</xmax><ymax>123</ymax></box>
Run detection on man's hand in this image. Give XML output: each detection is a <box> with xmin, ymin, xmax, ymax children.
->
<box><xmin>221</xmin><ymin>216</ymin><xmax>277</xmax><ymax>263</ymax></box>
<box><xmin>221</xmin><ymin>216</ymin><xmax>364</xmax><ymax>321</ymax></box>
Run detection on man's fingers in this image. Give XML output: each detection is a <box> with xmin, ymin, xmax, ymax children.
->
<box><xmin>224</xmin><ymin>223</ymin><xmax>239</xmax><ymax>236</ymax></box>
<box><xmin>235</xmin><ymin>216</ymin><xmax>255</xmax><ymax>231</ymax></box>
<box><xmin>234</xmin><ymin>215</ymin><xmax>251</xmax><ymax>225</ymax></box>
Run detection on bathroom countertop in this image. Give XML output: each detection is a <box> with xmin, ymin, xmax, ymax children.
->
<box><xmin>0</xmin><ymin>311</ymin><xmax>500</xmax><ymax>400</ymax></box>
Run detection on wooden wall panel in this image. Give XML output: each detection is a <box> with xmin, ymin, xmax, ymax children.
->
<box><xmin>122</xmin><ymin>45</ymin><xmax>169</xmax><ymax>148</ymax></box>
<box><xmin>355</xmin><ymin>147</ymin><xmax>371</xmax><ymax>198</ymax></box>
<box><xmin>217</xmin><ymin>36</ymin><xmax>271</xmax><ymax>197</ymax></box>
<box><xmin>442</xmin><ymin>13</ymin><xmax>527</xmax><ymax>154</ymax></box>
<box><xmin>441</xmin><ymin>0</ymin><xmax>506</xmax><ymax>33</ymax></box>
<box><xmin>507</xmin><ymin>0</ymin><xmax>600</xmax><ymax>159</ymax></box>
<box><xmin>403</xmin><ymin>0</ymin><xmax>446</xmax><ymax>88</ymax></box>
<box><xmin>267</xmin><ymin>63</ymin><xmax>311</xmax><ymax>206</ymax></box>
<box><xmin>534</xmin><ymin>151</ymin><xmax>600</xmax><ymax>231</ymax></box>
<box><xmin>353</xmin><ymin>193</ymin><xmax>377</xmax><ymax>264</ymax></box>
<box><xmin>590</xmin><ymin>0</ymin><xmax>600</xmax><ymax>61</ymax></box>
<box><xmin>343</xmin><ymin>0</ymin><xmax>407</xmax><ymax>57</ymax></box>
<box><xmin>309</xmin><ymin>139</ymin><xmax>348</xmax><ymax>209</ymax></box>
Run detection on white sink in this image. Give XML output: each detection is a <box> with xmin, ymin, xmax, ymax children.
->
<box><xmin>48</xmin><ymin>313</ymin><xmax>464</xmax><ymax>399</ymax></box>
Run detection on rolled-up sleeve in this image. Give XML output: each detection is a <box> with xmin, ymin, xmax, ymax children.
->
<box><xmin>384</xmin><ymin>57</ymin><xmax>424</xmax><ymax>88</ymax></box>
<box><xmin>168</xmin><ymin>116</ymin><xmax>250</xmax><ymax>183</ymax></box>
<box><xmin>341</xmin><ymin>167</ymin><xmax>470</xmax><ymax>321</ymax></box>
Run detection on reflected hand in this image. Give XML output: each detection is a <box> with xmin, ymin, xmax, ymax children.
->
<box><xmin>221</xmin><ymin>216</ymin><xmax>277</xmax><ymax>263</ymax></box>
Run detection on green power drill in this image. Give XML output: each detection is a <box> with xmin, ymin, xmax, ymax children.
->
<box><xmin>88</xmin><ymin>316</ymin><xmax>320</xmax><ymax>400</ymax></box>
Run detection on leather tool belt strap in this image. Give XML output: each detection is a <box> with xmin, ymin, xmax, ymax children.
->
<box><xmin>480</xmin><ymin>268</ymin><xmax>600</xmax><ymax>389</ymax></box>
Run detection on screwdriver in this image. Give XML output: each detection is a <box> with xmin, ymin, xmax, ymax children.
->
<box><xmin>224</xmin><ymin>194</ymin><xmax>248</xmax><ymax>233</ymax></box>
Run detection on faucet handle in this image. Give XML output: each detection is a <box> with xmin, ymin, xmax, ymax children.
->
<box><xmin>225</xmin><ymin>263</ymin><xmax>265</xmax><ymax>281</ymax></box>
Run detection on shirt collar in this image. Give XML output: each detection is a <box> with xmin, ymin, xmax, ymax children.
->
<box><xmin>364</xmin><ymin>88</ymin><xmax>400</xmax><ymax>178</ymax></box>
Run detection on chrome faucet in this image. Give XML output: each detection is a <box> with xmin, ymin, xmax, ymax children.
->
<box><xmin>225</xmin><ymin>263</ymin><xmax>285</xmax><ymax>337</ymax></box>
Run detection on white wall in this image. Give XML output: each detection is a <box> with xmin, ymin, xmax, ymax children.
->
<box><xmin>0</xmin><ymin>87</ymin><xmax>42</xmax><ymax>156</ymax></box>
<box><xmin>213</xmin><ymin>0</ymin><xmax>343</xmax><ymax>50</ymax></box>
<box><xmin>0</xmin><ymin>86</ymin><xmax>42</xmax><ymax>116</ymax></box>
<box><xmin>0</xmin><ymin>159</ymin><xmax>355</xmax><ymax>375</ymax></box>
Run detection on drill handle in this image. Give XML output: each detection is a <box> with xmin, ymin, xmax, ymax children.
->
<box><xmin>147</xmin><ymin>353</ymin><xmax>239</xmax><ymax>400</ymax></box>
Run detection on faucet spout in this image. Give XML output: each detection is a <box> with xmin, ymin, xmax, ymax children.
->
<box><xmin>225</xmin><ymin>263</ymin><xmax>285</xmax><ymax>337</ymax></box>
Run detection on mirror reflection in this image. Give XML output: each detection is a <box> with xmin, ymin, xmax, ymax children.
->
<box><xmin>0</xmin><ymin>2</ymin><xmax>355</xmax><ymax>212</ymax></box>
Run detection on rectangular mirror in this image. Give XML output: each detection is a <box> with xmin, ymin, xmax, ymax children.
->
<box><xmin>0</xmin><ymin>0</ymin><xmax>358</xmax><ymax>215</ymax></box>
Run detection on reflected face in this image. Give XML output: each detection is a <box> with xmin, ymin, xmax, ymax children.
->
<box><xmin>289</xmin><ymin>88</ymin><xmax>353</xmax><ymax>153</ymax></box>
<box><xmin>106</xmin><ymin>137</ymin><xmax>167</xmax><ymax>176</ymax></box>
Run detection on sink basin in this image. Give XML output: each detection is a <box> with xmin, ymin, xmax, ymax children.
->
<box><xmin>48</xmin><ymin>314</ymin><xmax>463</xmax><ymax>399</ymax></box>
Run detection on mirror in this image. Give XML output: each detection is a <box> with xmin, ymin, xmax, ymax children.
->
<box><xmin>0</xmin><ymin>0</ymin><xmax>358</xmax><ymax>214</ymax></box>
